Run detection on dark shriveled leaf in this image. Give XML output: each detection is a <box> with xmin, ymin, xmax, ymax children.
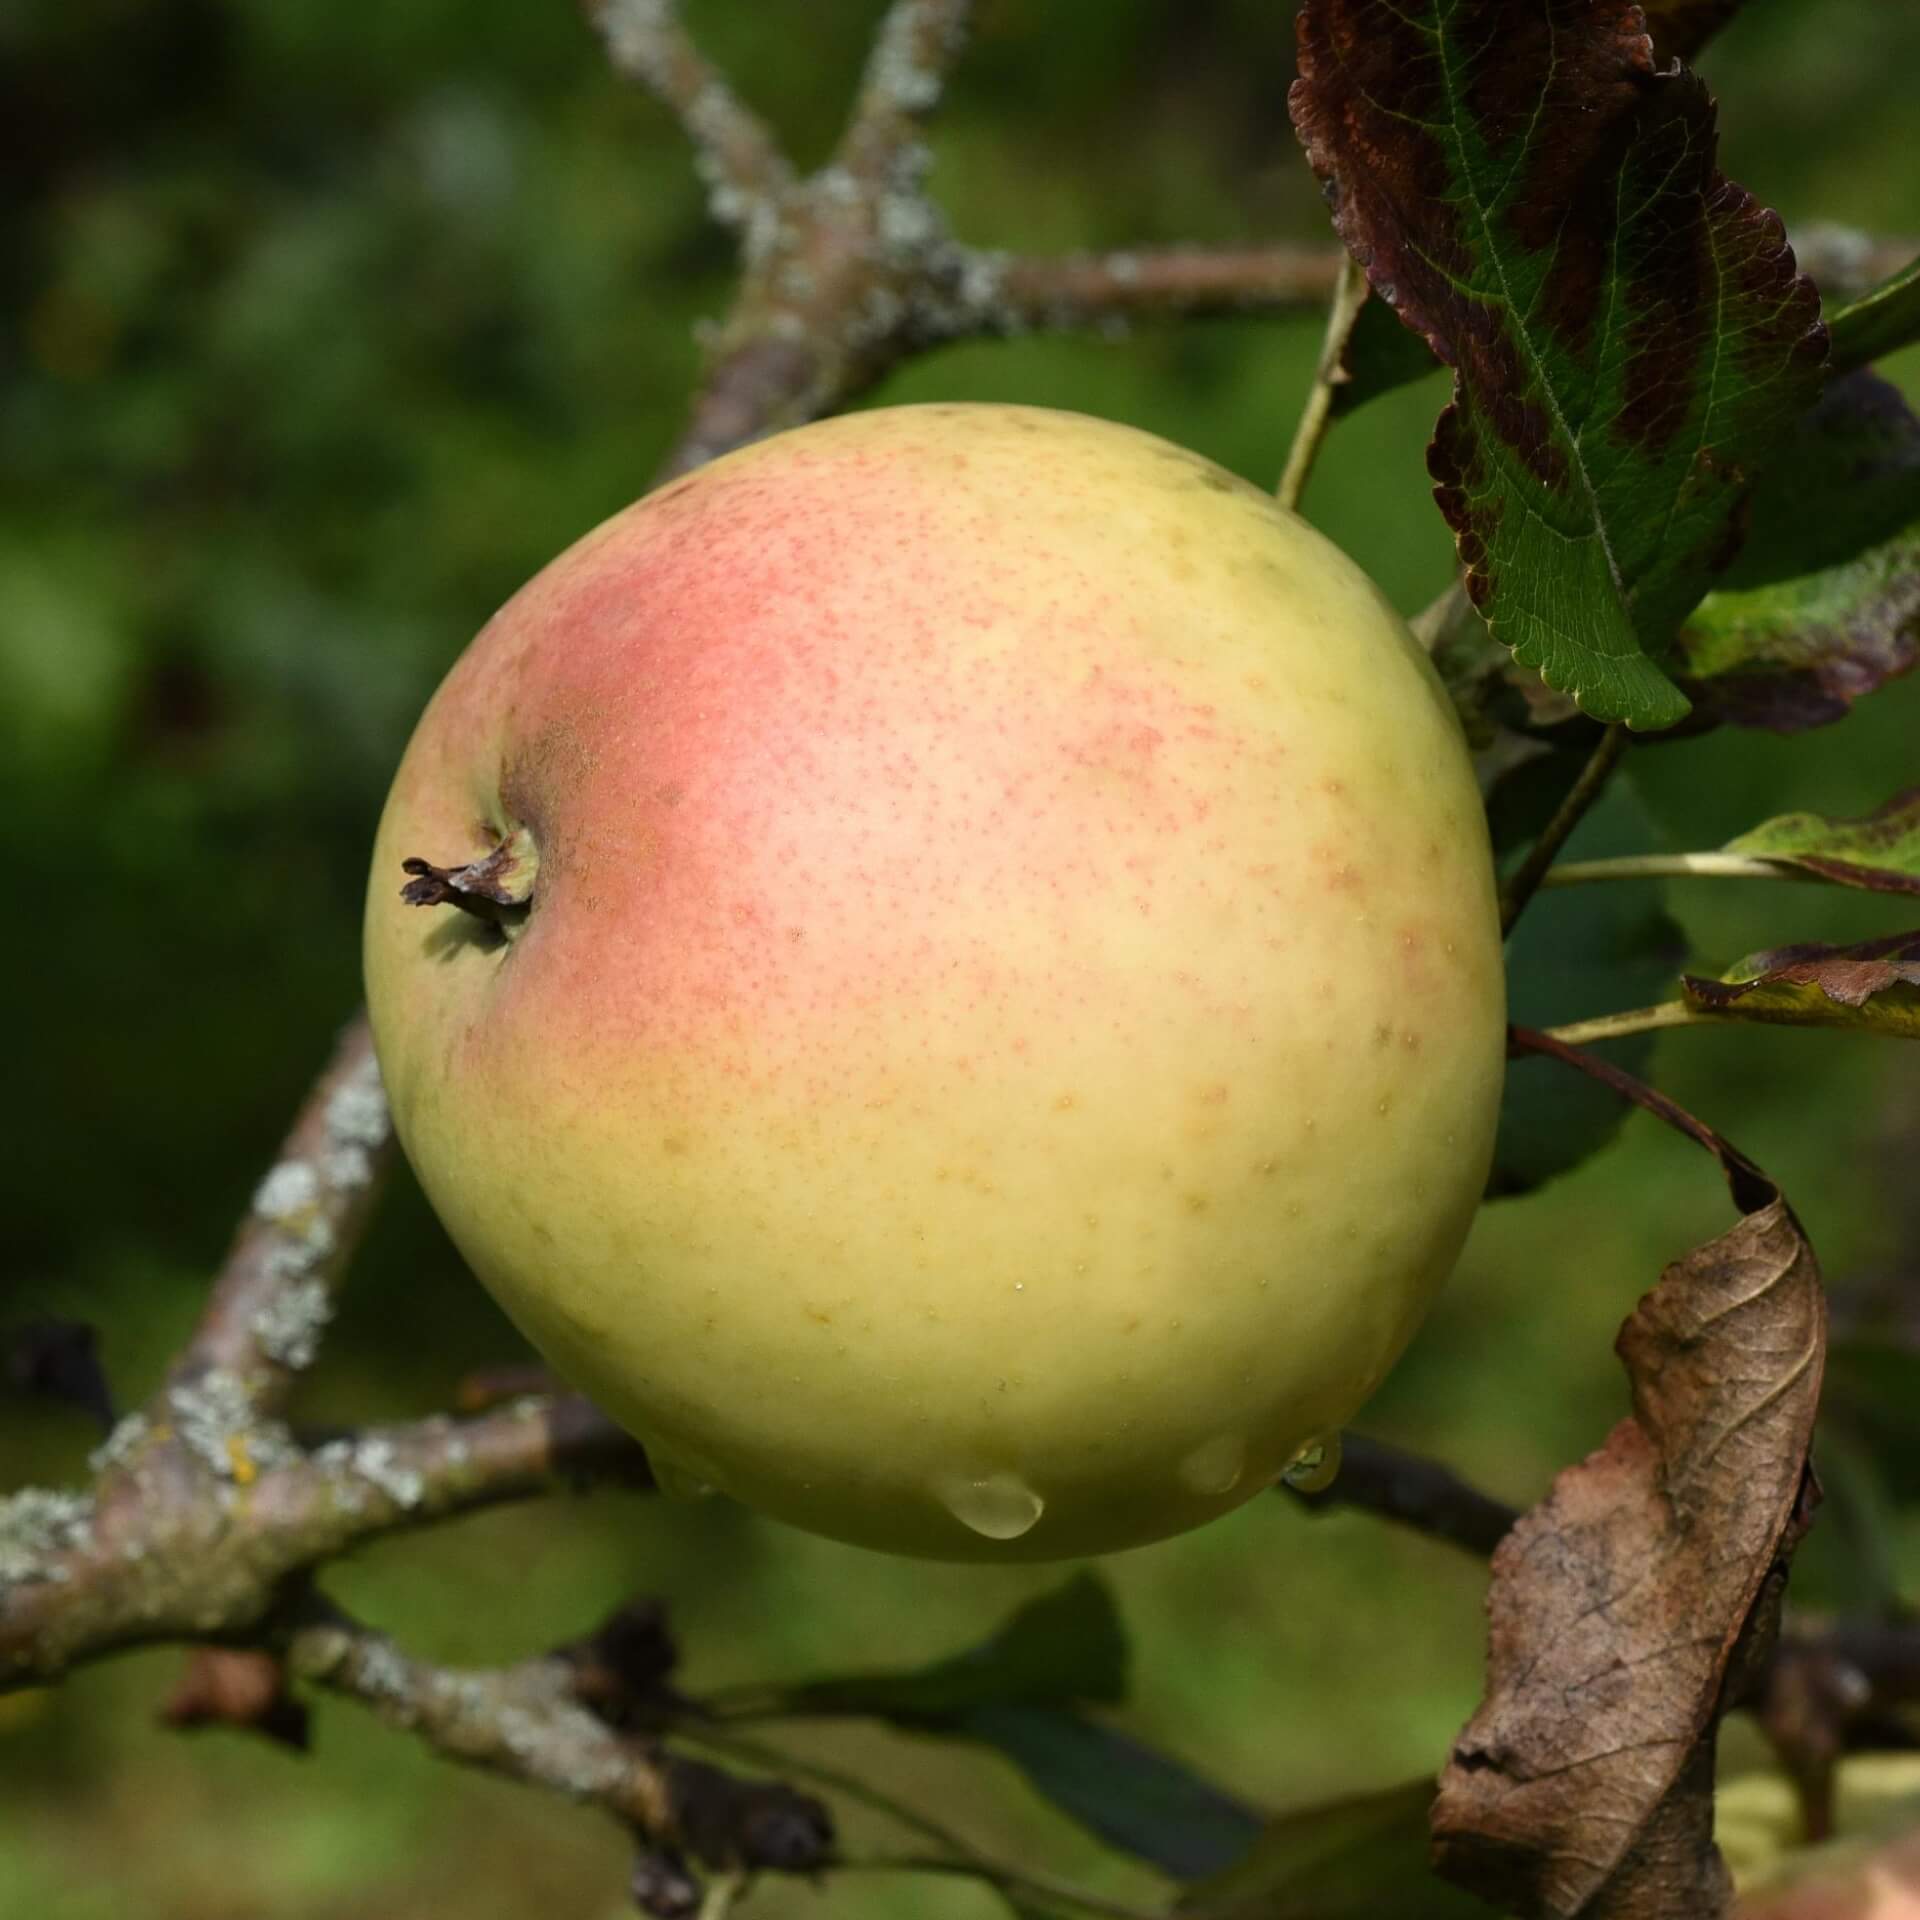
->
<box><xmin>770</xmin><ymin>1572</ymin><xmax>1125</xmax><ymax>1720</ymax></box>
<box><xmin>960</xmin><ymin>1704</ymin><xmax>1261</xmax><ymax>1881</ymax></box>
<box><xmin>1289</xmin><ymin>0</ymin><xmax>1827</xmax><ymax>731</ymax></box>
<box><xmin>1684</xmin><ymin>933</ymin><xmax>1920</xmax><ymax>1039</ymax></box>
<box><xmin>1434</xmin><ymin>1048</ymin><xmax>1824</xmax><ymax>1919</ymax></box>
<box><xmin>1714</xmin><ymin>372</ymin><xmax>1920</xmax><ymax>593</ymax></box>
<box><xmin>1495</xmin><ymin>777</ymin><xmax>1687</xmax><ymax>1195</ymax></box>
<box><xmin>1637</xmin><ymin>0</ymin><xmax>1746</xmax><ymax>64</ymax></box>
<box><xmin>1723</xmin><ymin>791</ymin><xmax>1920</xmax><ymax>898</ymax></box>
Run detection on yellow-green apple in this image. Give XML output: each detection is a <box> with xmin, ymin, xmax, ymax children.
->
<box><xmin>363</xmin><ymin>404</ymin><xmax>1504</xmax><ymax>1560</ymax></box>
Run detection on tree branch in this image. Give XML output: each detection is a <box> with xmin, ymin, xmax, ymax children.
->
<box><xmin>168</xmin><ymin>1015</ymin><xmax>390</xmax><ymax>1416</ymax></box>
<box><xmin>839</xmin><ymin>0</ymin><xmax>976</xmax><ymax>186</ymax></box>
<box><xmin>995</xmin><ymin>244</ymin><xmax>1341</xmax><ymax>327</ymax></box>
<box><xmin>588</xmin><ymin>0</ymin><xmax>793</xmax><ymax>228</ymax></box>
<box><xmin>1282</xmin><ymin>1431</ymin><xmax>1520</xmax><ymax>1556</ymax></box>
<box><xmin>285</xmin><ymin>1598</ymin><xmax>833</xmax><ymax>1875</ymax></box>
<box><xmin>1</xmin><ymin>1394</ymin><xmax>649</xmax><ymax>1689</ymax></box>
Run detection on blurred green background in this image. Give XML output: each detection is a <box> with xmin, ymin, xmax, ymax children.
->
<box><xmin>4</xmin><ymin>1</ymin><xmax>1919</xmax><ymax>1915</ymax></box>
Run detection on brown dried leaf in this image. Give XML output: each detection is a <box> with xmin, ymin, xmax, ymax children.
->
<box><xmin>161</xmin><ymin>1646</ymin><xmax>310</xmax><ymax>1751</ymax></box>
<box><xmin>1433</xmin><ymin>1115</ymin><xmax>1825</xmax><ymax>1918</ymax></box>
<box><xmin>1685</xmin><ymin>934</ymin><xmax>1920</xmax><ymax>1039</ymax></box>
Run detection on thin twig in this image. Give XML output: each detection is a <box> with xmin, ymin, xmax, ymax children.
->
<box><xmin>1542</xmin><ymin>852</ymin><xmax>1811</xmax><ymax>889</ymax></box>
<box><xmin>588</xmin><ymin>0</ymin><xmax>793</xmax><ymax>224</ymax></box>
<box><xmin>166</xmin><ymin>1015</ymin><xmax>390</xmax><ymax>1416</ymax></box>
<box><xmin>996</xmin><ymin>245</ymin><xmax>1340</xmax><ymax>328</ymax></box>
<box><xmin>839</xmin><ymin>0</ymin><xmax>977</xmax><ymax>186</ymax></box>
<box><xmin>1498</xmin><ymin>723</ymin><xmax>1630</xmax><ymax>935</ymax></box>
<box><xmin>1277</xmin><ymin>251</ymin><xmax>1368</xmax><ymax>512</ymax></box>
<box><xmin>1282</xmin><ymin>1432</ymin><xmax>1519</xmax><ymax>1555</ymax></box>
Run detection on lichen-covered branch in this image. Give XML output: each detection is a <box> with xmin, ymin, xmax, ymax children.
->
<box><xmin>287</xmin><ymin>1599</ymin><xmax>833</xmax><ymax>1875</ymax></box>
<box><xmin>167</xmin><ymin>1015</ymin><xmax>391</xmax><ymax>1415</ymax></box>
<box><xmin>588</xmin><ymin>0</ymin><xmax>793</xmax><ymax>228</ymax></box>
<box><xmin>1</xmin><ymin>1395</ymin><xmax>647</xmax><ymax>1689</ymax></box>
<box><xmin>995</xmin><ymin>244</ymin><xmax>1342</xmax><ymax>328</ymax></box>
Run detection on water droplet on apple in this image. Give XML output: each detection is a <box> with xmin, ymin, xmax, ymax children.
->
<box><xmin>939</xmin><ymin>1471</ymin><xmax>1044</xmax><ymax>1540</ymax></box>
<box><xmin>1178</xmin><ymin>1434</ymin><xmax>1245</xmax><ymax>1496</ymax></box>
<box><xmin>651</xmin><ymin>1450</ymin><xmax>723</xmax><ymax>1502</ymax></box>
<box><xmin>1280</xmin><ymin>1432</ymin><xmax>1342</xmax><ymax>1493</ymax></box>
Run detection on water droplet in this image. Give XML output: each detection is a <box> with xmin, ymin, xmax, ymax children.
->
<box><xmin>1179</xmin><ymin>1434</ymin><xmax>1246</xmax><ymax>1496</ymax></box>
<box><xmin>939</xmin><ymin>1472</ymin><xmax>1044</xmax><ymax>1540</ymax></box>
<box><xmin>652</xmin><ymin>1451</ymin><xmax>723</xmax><ymax>1502</ymax></box>
<box><xmin>1280</xmin><ymin>1433</ymin><xmax>1342</xmax><ymax>1494</ymax></box>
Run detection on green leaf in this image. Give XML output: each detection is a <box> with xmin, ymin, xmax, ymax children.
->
<box><xmin>1830</xmin><ymin>253</ymin><xmax>1920</xmax><ymax>377</ymax></box>
<box><xmin>1724</xmin><ymin>790</ymin><xmax>1920</xmax><ymax>897</ymax></box>
<box><xmin>1683</xmin><ymin>932</ymin><xmax>1920</xmax><ymax>1038</ymax></box>
<box><xmin>1178</xmin><ymin>1777</ymin><xmax>1491</xmax><ymax>1918</ymax></box>
<box><xmin>774</xmin><ymin>1572</ymin><xmax>1126</xmax><ymax>1720</ymax></box>
<box><xmin>959</xmin><ymin>1704</ymin><xmax>1262</xmax><ymax>1882</ymax></box>
<box><xmin>1289</xmin><ymin>1</ymin><xmax>1827</xmax><ymax>729</ymax></box>
<box><xmin>1493</xmin><ymin>775</ymin><xmax>1687</xmax><ymax>1194</ymax></box>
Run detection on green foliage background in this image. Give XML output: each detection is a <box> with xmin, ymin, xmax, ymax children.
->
<box><xmin>4</xmin><ymin>2</ymin><xmax>1919</xmax><ymax>1914</ymax></box>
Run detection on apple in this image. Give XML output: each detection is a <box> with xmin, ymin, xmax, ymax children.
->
<box><xmin>363</xmin><ymin>404</ymin><xmax>1505</xmax><ymax>1560</ymax></box>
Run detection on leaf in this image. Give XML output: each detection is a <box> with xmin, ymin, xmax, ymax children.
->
<box><xmin>1493</xmin><ymin>775</ymin><xmax>1687</xmax><ymax>1194</ymax></box>
<box><xmin>1715</xmin><ymin>371</ymin><xmax>1920</xmax><ymax>592</ymax></box>
<box><xmin>773</xmin><ymin>1572</ymin><xmax>1126</xmax><ymax>1721</ymax></box>
<box><xmin>1328</xmin><ymin>291</ymin><xmax>1444</xmax><ymax>420</ymax></box>
<box><xmin>960</xmin><ymin>1704</ymin><xmax>1262</xmax><ymax>1882</ymax></box>
<box><xmin>1179</xmin><ymin>1778</ymin><xmax>1493</xmax><ymax>1918</ymax></box>
<box><xmin>1683</xmin><ymin>933</ymin><xmax>1920</xmax><ymax>1039</ymax></box>
<box><xmin>1674</xmin><ymin>372</ymin><xmax>1920</xmax><ymax>730</ymax></box>
<box><xmin>1723</xmin><ymin>790</ymin><xmax>1920</xmax><ymax>897</ymax></box>
<box><xmin>759</xmin><ymin>1576</ymin><xmax>1261</xmax><ymax>1877</ymax></box>
<box><xmin>1289</xmin><ymin>0</ymin><xmax>1827</xmax><ymax>730</ymax></box>
<box><xmin>1676</xmin><ymin>525</ymin><xmax>1920</xmax><ymax>731</ymax></box>
<box><xmin>1829</xmin><ymin>253</ymin><xmax>1920</xmax><ymax>378</ymax></box>
<box><xmin>1432</xmin><ymin>1106</ymin><xmax>1825</xmax><ymax>1917</ymax></box>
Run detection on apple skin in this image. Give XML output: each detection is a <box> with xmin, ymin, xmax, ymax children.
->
<box><xmin>364</xmin><ymin>404</ymin><xmax>1505</xmax><ymax>1560</ymax></box>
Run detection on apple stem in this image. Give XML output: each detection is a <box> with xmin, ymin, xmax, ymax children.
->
<box><xmin>400</xmin><ymin>835</ymin><xmax>535</xmax><ymax>930</ymax></box>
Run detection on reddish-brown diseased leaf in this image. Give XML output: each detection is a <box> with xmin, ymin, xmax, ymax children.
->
<box><xmin>1433</xmin><ymin>1053</ymin><xmax>1824</xmax><ymax>1919</ymax></box>
<box><xmin>1289</xmin><ymin>0</ymin><xmax>1827</xmax><ymax>730</ymax></box>
<box><xmin>1723</xmin><ymin>792</ymin><xmax>1920</xmax><ymax>898</ymax></box>
<box><xmin>1684</xmin><ymin>934</ymin><xmax>1920</xmax><ymax>1039</ymax></box>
